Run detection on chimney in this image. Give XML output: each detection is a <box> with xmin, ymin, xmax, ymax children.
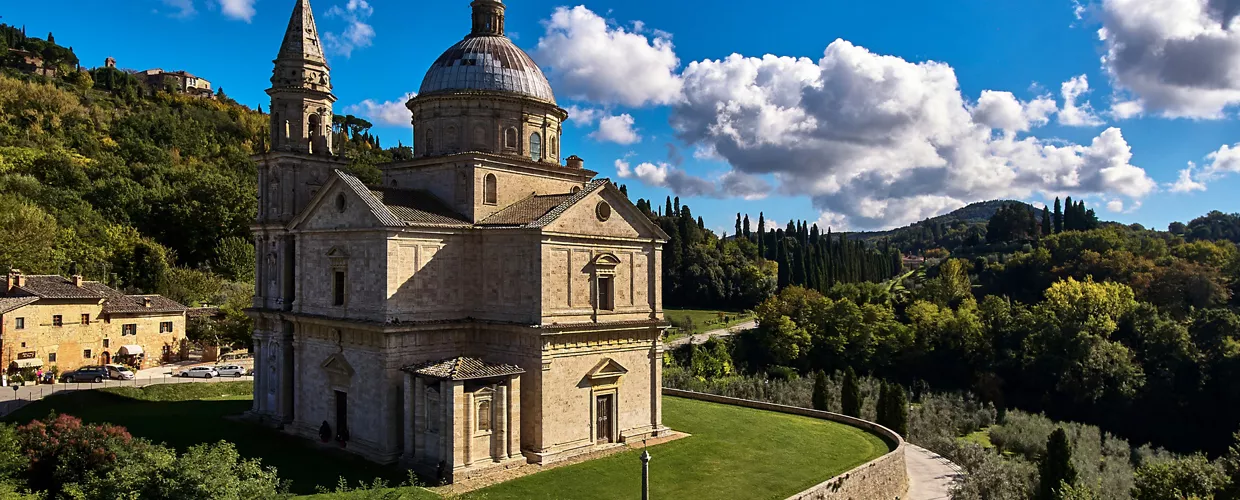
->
<box><xmin>72</xmin><ymin>275</ymin><xmax>83</xmax><ymax>287</ymax></box>
<box><xmin>565</xmin><ymin>155</ymin><xmax>584</xmax><ymax>169</ymax></box>
<box><xmin>6</xmin><ymin>269</ymin><xmax>24</xmax><ymax>294</ymax></box>
<box><xmin>143</xmin><ymin>297</ymin><xmax>153</xmax><ymax>308</ymax></box>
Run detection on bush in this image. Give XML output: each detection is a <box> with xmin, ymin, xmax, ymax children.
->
<box><xmin>1133</xmin><ymin>454</ymin><xmax>1225</xmax><ymax>500</ymax></box>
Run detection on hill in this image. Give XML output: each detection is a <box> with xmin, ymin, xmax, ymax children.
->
<box><xmin>850</xmin><ymin>199</ymin><xmax>1031</xmax><ymax>252</ymax></box>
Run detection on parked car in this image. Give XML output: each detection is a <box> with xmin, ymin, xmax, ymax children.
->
<box><xmin>179</xmin><ymin>366</ymin><xmax>219</xmax><ymax>379</ymax></box>
<box><xmin>61</xmin><ymin>366</ymin><xmax>109</xmax><ymax>383</ymax></box>
<box><xmin>104</xmin><ymin>364</ymin><xmax>135</xmax><ymax>380</ymax></box>
<box><xmin>215</xmin><ymin>365</ymin><xmax>246</xmax><ymax>378</ymax></box>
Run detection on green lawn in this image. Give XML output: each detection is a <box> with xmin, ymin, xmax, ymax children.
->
<box><xmin>663</xmin><ymin>308</ymin><xmax>752</xmax><ymax>342</ymax></box>
<box><xmin>463</xmin><ymin>397</ymin><xmax>890</xmax><ymax>500</ymax></box>
<box><xmin>4</xmin><ymin>386</ymin><xmax>890</xmax><ymax>500</ymax></box>
<box><xmin>2</xmin><ymin>382</ymin><xmax>425</xmax><ymax>497</ymax></box>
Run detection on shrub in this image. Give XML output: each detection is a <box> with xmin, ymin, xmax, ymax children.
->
<box><xmin>1132</xmin><ymin>454</ymin><xmax>1225</xmax><ymax>500</ymax></box>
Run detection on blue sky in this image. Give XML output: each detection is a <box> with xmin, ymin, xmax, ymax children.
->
<box><xmin>5</xmin><ymin>0</ymin><xmax>1239</xmax><ymax>233</ymax></box>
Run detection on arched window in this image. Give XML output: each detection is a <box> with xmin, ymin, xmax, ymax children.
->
<box><xmin>550</xmin><ymin>135</ymin><xmax>557</xmax><ymax>157</ymax></box>
<box><xmin>423</xmin><ymin>129</ymin><xmax>434</xmax><ymax>155</ymax></box>
<box><xmin>476</xmin><ymin>399</ymin><xmax>491</xmax><ymax>432</ymax></box>
<box><xmin>504</xmin><ymin>128</ymin><xmax>517</xmax><ymax>149</ymax></box>
<box><xmin>308</xmin><ymin>114</ymin><xmax>321</xmax><ymax>139</ymax></box>
<box><xmin>483</xmin><ymin>173</ymin><xmax>497</xmax><ymax>205</ymax></box>
<box><xmin>529</xmin><ymin>132</ymin><xmax>542</xmax><ymax>161</ymax></box>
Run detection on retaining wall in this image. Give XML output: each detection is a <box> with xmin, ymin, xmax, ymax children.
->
<box><xmin>663</xmin><ymin>388</ymin><xmax>909</xmax><ymax>500</ymax></box>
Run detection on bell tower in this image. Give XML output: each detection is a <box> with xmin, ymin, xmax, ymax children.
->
<box><xmin>269</xmin><ymin>0</ymin><xmax>334</xmax><ymax>155</ymax></box>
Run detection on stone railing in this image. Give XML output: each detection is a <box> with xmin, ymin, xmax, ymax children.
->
<box><xmin>663</xmin><ymin>388</ymin><xmax>908</xmax><ymax>500</ymax></box>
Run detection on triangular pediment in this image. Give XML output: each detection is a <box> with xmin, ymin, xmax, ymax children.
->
<box><xmin>542</xmin><ymin>182</ymin><xmax>669</xmax><ymax>241</ymax></box>
<box><xmin>321</xmin><ymin>352</ymin><xmax>355</xmax><ymax>377</ymax></box>
<box><xmin>587</xmin><ymin>358</ymin><xmax>628</xmax><ymax>381</ymax></box>
<box><xmin>289</xmin><ymin>170</ymin><xmax>404</xmax><ymax>231</ymax></box>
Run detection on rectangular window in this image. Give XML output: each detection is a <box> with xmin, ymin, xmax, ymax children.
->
<box><xmin>477</xmin><ymin>399</ymin><xmax>492</xmax><ymax>433</ymax></box>
<box><xmin>83</xmin><ymin>349</ymin><xmax>92</xmax><ymax>359</ymax></box>
<box><xmin>52</xmin><ymin>315</ymin><xmax>63</xmax><ymax>327</ymax></box>
<box><xmin>103</xmin><ymin>339</ymin><xmax>110</xmax><ymax>348</ymax></box>
<box><xmin>48</xmin><ymin>353</ymin><xmax>56</xmax><ymax>363</ymax></box>
<box><xmin>598</xmin><ymin>276</ymin><xmax>614</xmax><ymax>310</ymax></box>
<box><xmin>81</xmin><ymin>313</ymin><xmax>90</xmax><ymax>325</ymax></box>
<box><xmin>19</xmin><ymin>342</ymin><xmax>25</xmax><ymax>348</ymax></box>
<box><xmin>122</xmin><ymin>324</ymin><xmax>136</xmax><ymax>336</ymax></box>
<box><xmin>160</xmin><ymin>321</ymin><xmax>173</xmax><ymax>333</ymax></box>
<box><xmin>333</xmin><ymin>271</ymin><xmax>346</xmax><ymax>306</ymax></box>
<box><xmin>14</xmin><ymin>318</ymin><xmax>23</xmax><ymax>329</ymax></box>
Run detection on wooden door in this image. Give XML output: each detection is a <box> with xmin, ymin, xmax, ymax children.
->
<box><xmin>335</xmin><ymin>390</ymin><xmax>348</xmax><ymax>440</ymax></box>
<box><xmin>596</xmin><ymin>394</ymin><xmax>613</xmax><ymax>443</ymax></box>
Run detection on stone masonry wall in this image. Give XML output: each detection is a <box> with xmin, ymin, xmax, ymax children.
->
<box><xmin>663</xmin><ymin>389</ymin><xmax>908</xmax><ymax>500</ymax></box>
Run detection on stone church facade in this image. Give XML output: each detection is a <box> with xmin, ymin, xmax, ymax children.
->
<box><xmin>247</xmin><ymin>0</ymin><xmax>669</xmax><ymax>481</ymax></box>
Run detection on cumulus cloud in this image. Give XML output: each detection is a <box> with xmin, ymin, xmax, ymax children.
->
<box><xmin>590</xmin><ymin>114</ymin><xmax>641</xmax><ymax>144</ymax></box>
<box><xmin>1202</xmin><ymin>142</ymin><xmax>1240</xmax><ymax>177</ymax></box>
<box><xmin>1106</xmin><ymin>199</ymin><xmax>1125</xmax><ymax>212</ymax></box>
<box><xmin>971</xmin><ymin>90</ymin><xmax>1057</xmax><ymax>133</ymax></box>
<box><xmin>1168</xmin><ymin>163</ymin><xmax>1209</xmax><ymax>192</ymax></box>
<box><xmin>323</xmin><ymin>0</ymin><xmax>375</xmax><ymax>58</ymax></box>
<box><xmin>342</xmin><ymin>92</ymin><xmax>416</xmax><ymax>128</ymax></box>
<box><xmin>565</xmin><ymin>105</ymin><xmax>603</xmax><ymax>126</ymax></box>
<box><xmin>218</xmin><ymin>0</ymin><xmax>255</xmax><ymax>21</ymax></box>
<box><xmin>613</xmin><ymin>159</ymin><xmax>719</xmax><ymax>197</ymax></box>
<box><xmin>162</xmin><ymin>0</ymin><xmax>196</xmax><ymax>18</ymax></box>
<box><xmin>1058</xmin><ymin>75</ymin><xmax>1106</xmax><ymax>126</ymax></box>
<box><xmin>668</xmin><ymin>40</ymin><xmax>1157</xmax><ymax>229</ymax></box>
<box><xmin>1097</xmin><ymin>0</ymin><xmax>1240</xmax><ymax>118</ymax></box>
<box><xmin>535</xmin><ymin>6</ymin><xmax>682</xmax><ymax>106</ymax></box>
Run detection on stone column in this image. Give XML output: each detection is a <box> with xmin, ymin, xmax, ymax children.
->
<box><xmin>445</xmin><ymin>381</ymin><xmax>461</xmax><ymax>470</ymax></box>
<box><xmin>251</xmin><ymin>335</ymin><xmax>264</xmax><ymax>413</ymax></box>
<box><xmin>651</xmin><ymin>333</ymin><xmax>663</xmax><ymax>432</ymax></box>
<box><xmin>413</xmin><ymin>378</ymin><xmax>426</xmax><ymax>462</ymax></box>
<box><xmin>507</xmin><ymin>375</ymin><xmax>520</xmax><ymax>459</ymax></box>
<box><xmin>403</xmin><ymin>372</ymin><xmax>415</xmax><ymax>461</ymax></box>
<box><xmin>495</xmin><ymin>383</ymin><xmax>508</xmax><ymax>461</ymax></box>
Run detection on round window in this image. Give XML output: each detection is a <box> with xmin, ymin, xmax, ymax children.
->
<box><xmin>596</xmin><ymin>201</ymin><xmax>612</xmax><ymax>222</ymax></box>
<box><xmin>335</xmin><ymin>193</ymin><xmax>346</xmax><ymax>213</ymax></box>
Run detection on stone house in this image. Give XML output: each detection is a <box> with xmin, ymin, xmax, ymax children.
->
<box><xmin>0</xmin><ymin>271</ymin><xmax>187</xmax><ymax>374</ymax></box>
<box><xmin>134</xmin><ymin>68</ymin><xmax>213</xmax><ymax>97</ymax></box>
<box><xmin>247</xmin><ymin>0</ymin><xmax>670</xmax><ymax>482</ymax></box>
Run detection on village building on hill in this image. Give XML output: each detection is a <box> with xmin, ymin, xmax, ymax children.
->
<box><xmin>133</xmin><ymin>68</ymin><xmax>213</xmax><ymax>97</ymax></box>
<box><xmin>0</xmin><ymin>270</ymin><xmax>188</xmax><ymax>375</ymax></box>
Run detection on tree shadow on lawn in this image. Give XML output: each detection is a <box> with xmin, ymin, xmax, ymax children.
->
<box><xmin>2</xmin><ymin>391</ymin><xmax>406</xmax><ymax>495</ymax></box>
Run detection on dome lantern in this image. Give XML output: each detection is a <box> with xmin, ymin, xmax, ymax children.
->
<box><xmin>470</xmin><ymin>0</ymin><xmax>505</xmax><ymax>37</ymax></box>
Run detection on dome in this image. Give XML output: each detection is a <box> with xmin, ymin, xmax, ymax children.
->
<box><xmin>418</xmin><ymin>36</ymin><xmax>556</xmax><ymax>104</ymax></box>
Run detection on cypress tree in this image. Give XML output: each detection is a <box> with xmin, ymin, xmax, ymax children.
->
<box><xmin>889</xmin><ymin>383</ymin><xmax>908</xmax><ymax>437</ymax></box>
<box><xmin>697</xmin><ymin>216</ymin><xmax>704</xmax><ymax>230</ymax></box>
<box><xmin>757</xmin><ymin>213</ymin><xmax>766</xmax><ymax>258</ymax></box>
<box><xmin>1053</xmin><ymin>197</ymin><xmax>1063</xmax><ymax>233</ymax></box>
<box><xmin>674</xmin><ymin>196</ymin><xmax>680</xmax><ymax>216</ymax></box>
<box><xmin>876</xmin><ymin>381</ymin><xmax>890</xmax><ymax>428</ymax></box>
<box><xmin>1038</xmin><ymin>428</ymin><xmax>1078</xmax><ymax>500</ymax></box>
<box><xmin>735</xmin><ymin>213</ymin><xmax>742</xmax><ymax>238</ymax></box>
<box><xmin>776</xmin><ymin>235</ymin><xmax>789</xmax><ymax>288</ymax></box>
<box><xmin>812</xmin><ymin>371</ymin><xmax>830</xmax><ymax>411</ymax></box>
<box><xmin>1064</xmin><ymin>196</ymin><xmax>1074</xmax><ymax>231</ymax></box>
<box><xmin>665</xmin><ymin>196</ymin><xmax>673</xmax><ymax>218</ymax></box>
<box><xmin>742</xmin><ymin>215</ymin><xmax>751</xmax><ymax>239</ymax></box>
<box><xmin>841</xmin><ymin>367</ymin><xmax>862</xmax><ymax>418</ymax></box>
<box><xmin>1041</xmin><ymin>205</ymin><xmax>1052</xmax><ymax>236</ymax></box>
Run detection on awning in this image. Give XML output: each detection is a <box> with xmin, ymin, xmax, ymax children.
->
<box><xmin>118</xmin><ymin>345</ymin><xmax>144</xmax><ymax>355</ymax></box>
<box><xmin>9</xmin><ymin>358</ymin><xmax>42</xmax><ymax>369</ymax></box>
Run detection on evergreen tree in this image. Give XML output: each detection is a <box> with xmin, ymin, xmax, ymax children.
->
<box><xmin>876</xmin><ymin>381</ymin><xmax>890</xmax><ymax>428</ymax></box>
<box><xmin>842</xmin><ymin>368</ymin><xmax>862</xmax><ymax>418</ymax></box>
<box><xmin>1042</xmin><ymin>205</ymin><xmax>1052</xmax><ymax>236</ymax></box>
<box><xmin>812</xmin><ymin>371</ymin><xmax>830</xmax><ymax>411</ymax></box>
<box><xmin>776</xmin><ymin>236</ymin><xmax>790</xmax><ymax>288</ymax></box>
<box><xmin>1054</xmin><ymin>197</ymin><xmax>1063</xmax><ymax>233</ymax></box>
<box><xmin>889</xmin><ymin>383</ymin><xmax>909</xmax><ymax>436</ymax></box>
<box><xmin>757</xmin><ymin>213</ymin><xmax>766</xmax><ymax>258</ymax></box>
<box><xmin>697</xmin><ymin>216</ymin><xmax>704</xmax><ymax>230</ymax></box>
<box><xmin>619</xmin><ymin>184</ymin><xmax>628</xmax><ymax>197</ymax></box>
<box><xmin>665</xmin><ymin>196</ymin><xmax>673</xmax><ymax>218</ymax></box>
<box><xmin>1064</xmin><ymin>196</ymin><xmax>1075</xmax><ymax>231</ymax></box>
<box><xmin>1039</xmin><ymin>428</ymin><xmax>1078</xmax><ymax>500</ymax></box>
<box><xmin>674</xmin><ymin>196</ymin><xmax>680</xmax><ymax>216</ymax></box>
<box><xmin>735</xmin><ymin>213</ymin><xmax>742</xmax><ymax>238</ymax></box>
<box><xmin>742</xmin><ymin>215</ymin><xmax>751</xmax><ymax>240</ymax></box>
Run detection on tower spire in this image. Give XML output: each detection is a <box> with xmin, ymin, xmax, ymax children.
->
<box><xmin>469</xmin><ymin>0</ymin><xmax>506</xmax><ymax>37</ymax></box>
<box><xmin>268</xmin><ymin>0</ymin><xmax>335</xmax><ymax>155</ymax></box>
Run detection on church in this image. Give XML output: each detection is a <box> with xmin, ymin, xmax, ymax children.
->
<box><xmin>246</xmin><ymin>0</ymin><xmax>670</xmax><ymax>482</ymax></box>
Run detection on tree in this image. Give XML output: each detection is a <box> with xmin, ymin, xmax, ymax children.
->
<box><xmin>757</xmin><ymin>213</ymin><xmax>766</xmax><ymax>258</ymax></box>
<box><xmin>887</xmin><ymin>382</ymin><xmax>909</xmax><ymax>436</ymax></box>
<box><xmin>1042</xmin><ymin>206</ymin><xmax>1053</xmax><ymax>237</ymax></box>
<box><xmin>214</xmin><ymin>236</ymin><xmax>255</xmax><ymax>282</ymax></box>
<box><xmin>812</xmin><ymin>370</ymin><xmax>830</xmax><ymax>411</ymax></box>
<box><xmin>1133</xmin><ymin>454</ymin><xmax>1225</xmax><ymax>500</ymax></box>
<box><xmin>1038</xmin><ymin>428</ymin><xmax>1078</xmax><ymax>500</ymax></box>
<box><xmin>876</xmin><ymin>381</ymin><xmax>890</xmax><ymax>428</ymax></box>
<box><xmin>735</xmin><ymin>213</ymin><xmax>742</xmax><ymax>238</ymax></box>
<box><xmin>841</xmin><ymin>367</ymin><xmax>862</xmax><ymax>418</ymax></box>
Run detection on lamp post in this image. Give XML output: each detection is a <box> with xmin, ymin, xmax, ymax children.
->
<box><xmin>640</xmin><ymin>439</ymin><xmax>651</xmax><ymax>500</ymax></box>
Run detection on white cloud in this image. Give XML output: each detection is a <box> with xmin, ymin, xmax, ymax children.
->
<box><xmin>219</xmin><ymin>0</ymin><xmax>255</xmax><ymax>22</ymax></box>
<box><xmin>323</xmin><ymin>0</ymin><xmax>375</xmax><ymax>58</ymax></box>
<box><xmin>1110</xmin><ymin>99</ymin><xmax>1144</xmax><ymax>119</ymax></box>
<box><xmin>1097</xmin><ymin>0</ymin><xmax>1240</xmax><ymax>118</ymax></box>
<box><xmin>668</xmin><ymin>39</ymin><xmax>1157</xmax><ymax>229</ymax></box>
<box><xmin>565</xmin><ymin>105</ymin><xmax>603</xmax><ymax>126</ymax></box>
<box><xmin>1058</xmin><ymin>74</ymin><xmax>1106</xmax><ymax>126</ymax></box>
<box><xmin>971</xmin><ymin>90</ymin><xmax>1057</xmax><ymax>133</ymax></box>
<box><xmin>342</xmin><ymin>92</ymin><xmax>416</xmax><ymax>128</ymax></box>
<box><xmin>590</xmin><ymin>114</ymin><xmax>641</xmax><ymax>144</ymax></box>
<box><xmin>1106</xmin><ymin>199</ymin><xmax>1125</xmax><ymax>212</ymax></box>
<box><xmin>162</xmin><ymin>0</ymin><xmax>196</xmax><ymax>18</ymax></box>
<box><xmin>1168</xmin><ymin>162</ymin><xmax>1209</xmax><ymax>192</ymax></box>
<box><xmin>535</xmin><ymin>6</ymin><xmax>682</xmax><ymax>106</ymax></box>
<box><xmin>614</xmin><ymin>159</ymin><xmax>632</xmax><ymax>177</ymax></box>
<box><xmin>613</xmin><ymin>160</ymin><xmax>724</xmax><ymax>197</ymax></box>
<box><xmin>1202</xmin><ymin>142</ymin><xmax>1240</xmax><ymax>177</ymax></box>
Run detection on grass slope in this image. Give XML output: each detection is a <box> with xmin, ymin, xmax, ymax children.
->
<box><xmin>2</xmin><ymin>383</ymin><xmax>422</xmax><ymax>496</ymax></box>
<box><xmin>663</xmin><ymin>308</ymin><xmax>752</xmax><ymax>342</ymax></box>
<box><xmin>466</xmin><ymin>397</ymin><xmax>890</xmax><ymax>500</ymax></box>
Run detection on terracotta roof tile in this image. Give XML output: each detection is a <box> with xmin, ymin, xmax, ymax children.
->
<box><xmin>101</xmin><ymin>295</ymin><xmax>188</xmax><ymax>314</ymax></box>
<box><xmin>525</xmin><ymin>179</ymin><xmax>609</xmax><ymax>228</ymax></box>
<box><xmin>11</xmin><ymin>275</ymin><xmax>115</xmax><ymax>299</ymax></box>
<box><xmin>403</xmin><ymin>356</ymin><xmax>525</xmax><ymax>380</ymax></box>
<box><xmin>369</xmin><ymin>187</ymin><xmax>472</xmax><ymax>227</ymax></box>
<box><xmin>477</xmin><ymin>192</ymin><xmax>574</xmax><ymax>226</ymax></box>
<box><xmin>0</xmin><ymin>296</ymin><xmax>38</xmax><ymax>314</ymax></box>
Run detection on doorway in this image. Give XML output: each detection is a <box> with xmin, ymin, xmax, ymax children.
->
<box><xmin>334</xmin><ymin>390</ymin><xmax>349</xmax><ymax>441</ymax></box>
<box><xmin>595</xmin><ymin>394</ymin><xmax>614</xmax><ymax>443</ymax></box>
<box><xmin>101</xmin><ymin>352</ymin><xmax>111</xmax><ymax>365</ymax></box>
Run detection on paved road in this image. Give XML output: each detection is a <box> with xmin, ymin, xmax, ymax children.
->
<box><xmin>666</xmin><ymin>319</ymin><xmax>757</xmax><ymax>347</ymax></box>
<box><xmin>0</xmin><ymin>373</ymin><xmax>253</xmax><ymax>418</ymax></box>
<box><xmin>906</xmin><ymin>443</ymin><xmax>963</xmax><ymax>499</ymax></box>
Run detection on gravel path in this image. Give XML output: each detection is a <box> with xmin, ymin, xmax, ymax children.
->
<box><xmin>905</xmin><ymin>443</ymin><xmax>963</xmax><ymax>499</ymax></box>
<box><xmin>666</xmin><ymin>319</ymin><xmax>757</xmax><ymax>347</ymax></box>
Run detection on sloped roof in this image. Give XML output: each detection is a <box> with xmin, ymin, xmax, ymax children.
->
<box><xmin>0</xmin><ymin>296</ymin><xmax>38</xmax><ymax>314</ymax></box>
<box><xmin>101</xmin><ymin>295</ymin><xmax>188</xmax><ymax>314</ymax></box>
<box><xmin>403</xmin><ymin>356</ymin><xmax>525</xmax><ymax>381</ymax></box>
<box><xmin>525</xmin><ymin>179</ymin><xmax>609</xmax><ymax>228</ymax></box>
<box><xmin>477</xmin><ymin>192</ymin><xmax>574</xmax><ymax>227</ymax></box>
<box><xmin>9</xmin><ymin>275</ymin><xmax>116</xmax><ymax>300</ymax></box>
<box><xmin>369</xmin><ymin>187</ymin><xmax>472</xmax><ymax>227</ymax></box>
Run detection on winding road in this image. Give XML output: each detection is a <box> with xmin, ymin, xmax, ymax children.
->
<box><xmin>666</xmin><ymin>319</ymin><xmax>757</xmax><ymax>347</ymax></box>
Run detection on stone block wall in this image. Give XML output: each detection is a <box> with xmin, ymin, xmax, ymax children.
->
<box><xmin>662</xmin><ymin>389</ymin><xmax>908</xmax><ymax>500</ymax></box>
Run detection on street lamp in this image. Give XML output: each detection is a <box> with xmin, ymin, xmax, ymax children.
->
<box><xmin>640</xmin><ymin>439</ymin><xmax>651</xmax><ymax>500</ymax></box>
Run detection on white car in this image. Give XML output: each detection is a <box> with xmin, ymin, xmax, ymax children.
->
<box><xmin>104</xmin><ymin>364</ymin><xmax>135</xmax><ymax>380</ymax></box>
<box><xmin>180</xmin><ymin>366</ymin><xmax>219</xmax><ymax>379</ymax></box>
<box><xmin>215</xmin><ymin>365</ymin><xmax>247</xmax><ymax>378</ymax></box>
